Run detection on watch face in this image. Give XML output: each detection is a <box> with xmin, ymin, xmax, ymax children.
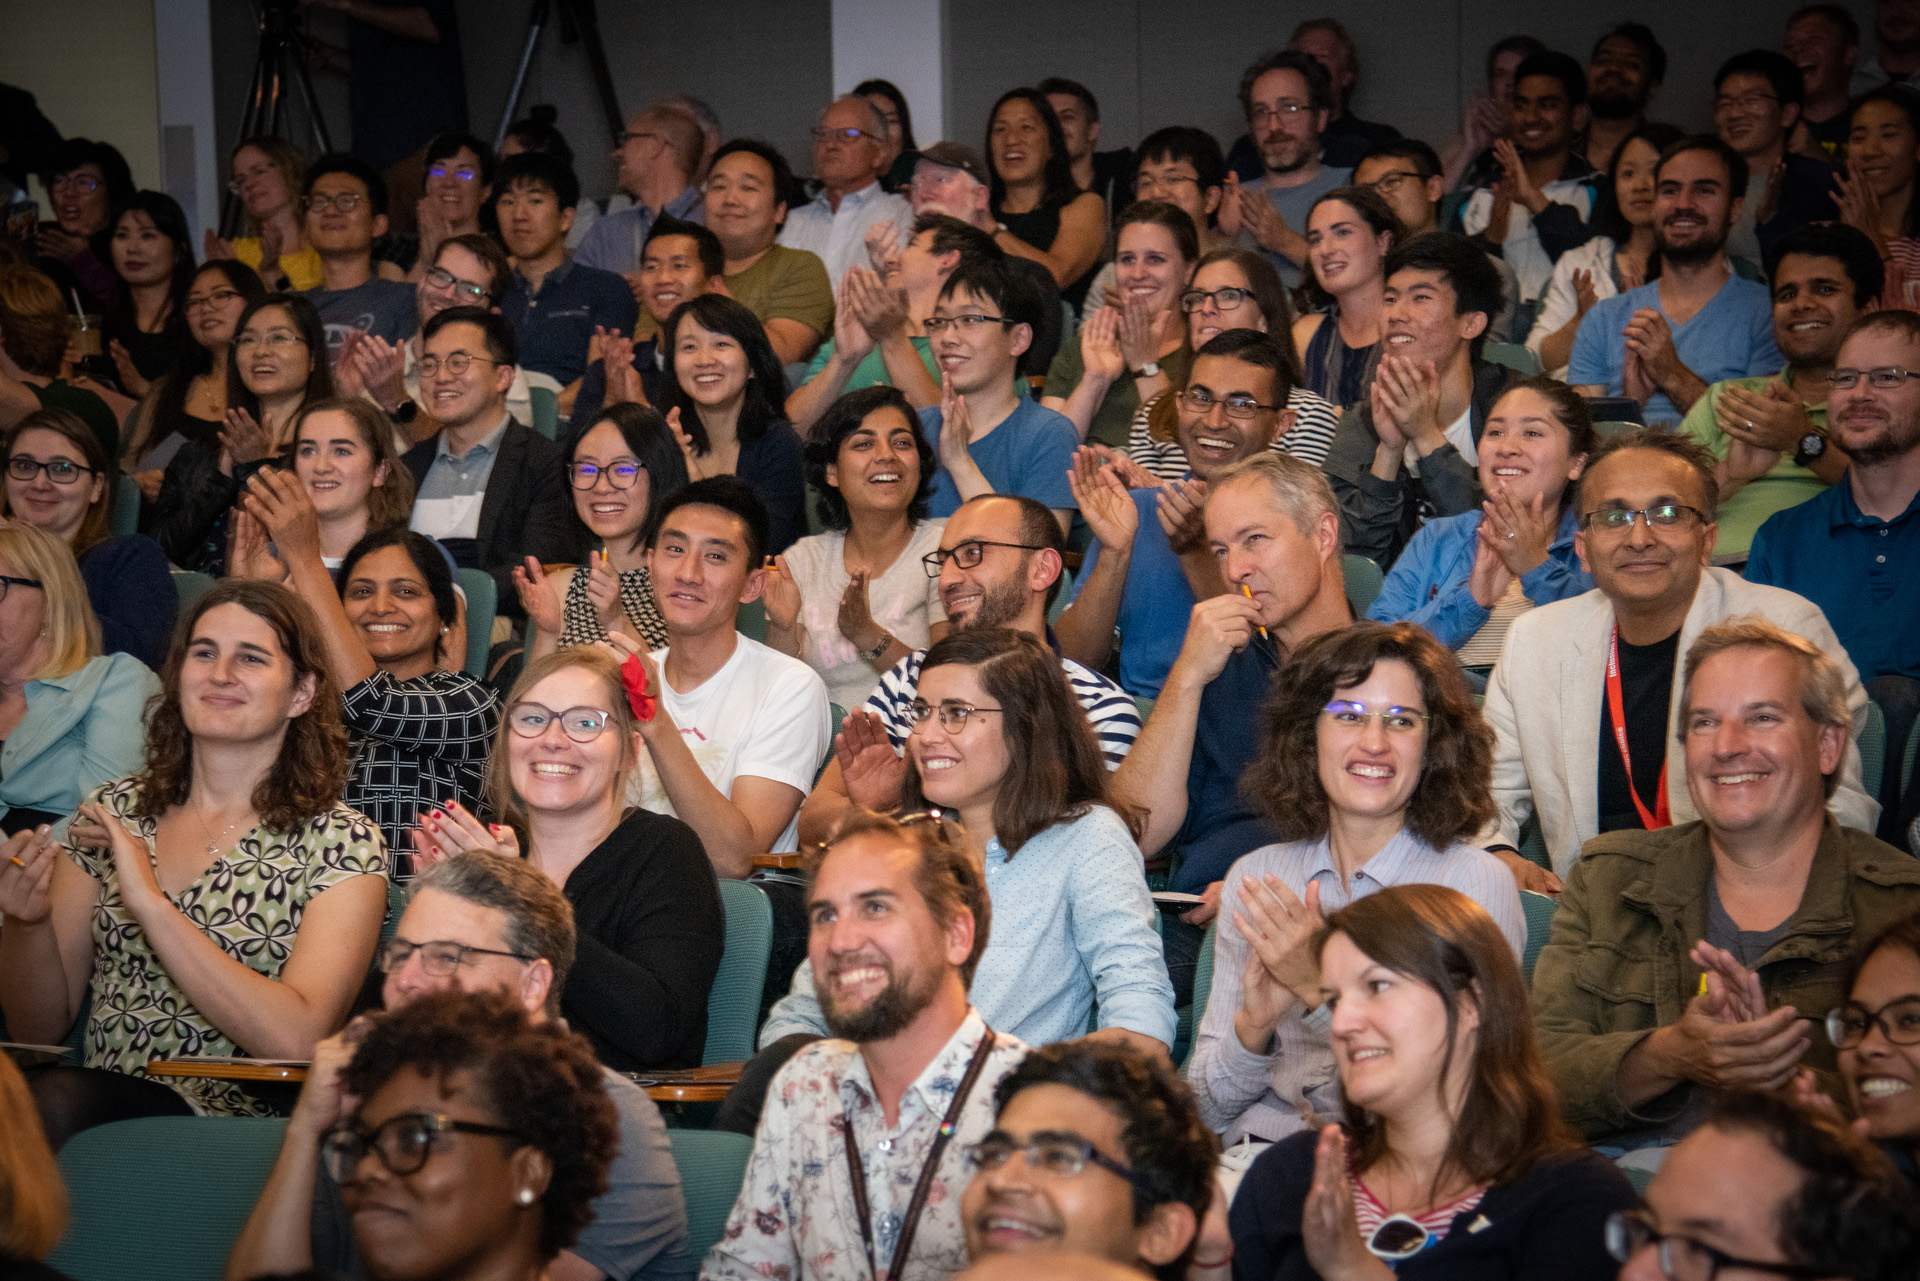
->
<box><xmin>1798</xmin><ymin>432</ymin><xmax>1824</xmax><ymax>455</ymax></box>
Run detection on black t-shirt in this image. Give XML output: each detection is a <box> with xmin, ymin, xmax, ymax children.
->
<box><xmin>1596</xmin><ymin>629</ymin><xmax>1681</xmax><ymax>834</ymax></box>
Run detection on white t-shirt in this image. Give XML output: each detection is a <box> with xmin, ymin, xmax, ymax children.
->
<box><xmin>1406</xmin><ymin>404</ymin><xmax>1477</xmax><ymax>473</ymax></box>
<box><xmin>779</xmin><ymin>521</ymin><xmax>948</xmax><ymax>711</ymax></box>
<box><xmin>628</xmin><ymin>635</ymin><xmax>831</xmax><ymax>852</ymax></box>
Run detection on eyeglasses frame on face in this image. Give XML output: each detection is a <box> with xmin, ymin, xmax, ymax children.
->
<box><xmin>321</xmin><ymin>1112</ymin><xmax>529</xmax><ymax>1187</ymax></box>
<box><xmin>1249</xmin><ymin>103</ymin><xmax>1312</xmax><ymax>125</ymax></box>
<box><xmin>1363</xmin><ymin>170</ymin><xmax>1425</xmax><ymax>196</ymax></box>
<box><xmin>0</xmin><ymin>575</ymin><xmax>45</xmax><ymax>605</ymax></box>
<box><xmin>1826</xmin><ymin>366</ymin><xmax>1919</xmax><ymax>391</ymax></box>
<box><xmin>1603</xmin><ymin>1209</ymin><xmax>1825</xmax><ymax>1281</ymax></box>
<box><xmin>7</xmin><ymin>456</ymin><xmax>97</xmax><ymax>485</ymax></box>
<box><xmin>907</xmin><ymin>699</ymin><xmax>1006</xmax><ymax>734</ymax></box>
<box><xmin>417</xmin><ymin>351</ymin><xmax>502</xmax><ymax>378</ymax></box>
<box><xmin>1177</xmin><ymin>386</ymin><xmax>1280</xmax><ymax>420</ymax></box>
<box><xmin>424</xmin><ymin>265</ymin><xmax>490</xmax><ymax>303</ymax></box>
<box><xmin>186</xmin><ymin>288</ymin><xmax>245</xmax><ymax>313</ymax></box>
<box><xmin>1825</xmin><ymin>995</ymin><xmax>1920</xmax><ymax>1048</ymax></box>
<box><xmin>506</xmin><ymin>702</ymin><xmax>614</xmax><ymax>743</ymax></box>
<box><xmin>964</xmin><ymin>1131</ymin><xmax>1147</xmax><ymax>1187</ymax></box>
<box><xmin>813</xmin><ymin>126</ymin><xmax>876</xmax><ymax>145</ymax></box>
<box><xmin>427</xmin><ymin>165</ymin><xmax>481</xmax><ymax>182</ymax></box>
<box><xmin>1321</xmin><ymin>701</ymin><xmax>1431</xmax><ymax>732</ymax></box>
<box><xmin>1578</xmin><ymin>504</ymin><xmax>1707</xmax><ymax>533</ymax></box>
<box><xmin>922</xmin><ymin>313</ymin><xmax>1018</xmax><ymax>336</ymax></box>
<box><xmin>920</xmin><ymin>539</ymin><xmax>1051</xmax><ymax>578</ymax></box>
<box><xmin>1180</xmin><ymin>286</ymin><xmax>1255</xmax><ymax>314</ymax></box>
<box><xmin>304</xmin><ymin>192</ymin><xmax>368</xmax><ymax>215</ymax></box>
<box><xmin>51</xmin><ymin>174</ymin><xmax>101</xmax><ymax>193</ymax></box>
<box><xmin>234</xmin><ymin>330</ymin><xmax>309</xmax><ymax>352</ymax></box>
<box><xmin>377</xmin><ymin>937</ymin><xmax>536</xmax><ymax>976</ymax></box>
<box><xmin>567</xmin><ymin>460</ymin><xmax>645</xmax><ymax>491</ymax></box>
<box><xmin>1135</xmin><ymin>173</ymin><xmax>1202</xmax><ymax>197</ymax></box>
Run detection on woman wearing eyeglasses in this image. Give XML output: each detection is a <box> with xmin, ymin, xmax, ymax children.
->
<box><xmin>1230</xmin><ymin>884</ymin><xmax>1635</xmax><ymax>1281</ymax></box>
<box><xmin>1367</xmin><ymin>379</ymin><xmax>1596</xmax><ymax>687</ymax></box>
<box><xmin>1125</xmin><ymin>248</ymin><xmax>1341</xmax><ymax>478</ymax></box>
<box><xmin>328</xmin><ymin>988</ymin><xmax>619</xmax><ymax>1281</ymax></box>
<box><xmin>1292</xmin><ymin>188</ymin><xmax>1402</xmax><ymax>411</ymax></box>
<box><xmin>0</xmin><ymin>580</ymin><xmax>386</xmax><ymax>1147</ymax></box>
<box><xmin>1043</xmin><ymin>202</ymin><xmax>1199</xmax><ymax>448</ymax></box>
<box><xmin>1819</xmin><ymin>916</ymin><xmax>1920</xmax><ymax>1180</ymax></box>
<box><xmin>208</xmin><ymin>137</ymin><xmax>321</xmax><ymax>293</ymax></box>
<box><xmin>149</xmin><ymin>293</ymin><xmax>333</xmax><ymax>575</ymax></box>
<box><xmin>763</xmin><ymin>386</ymin><xmax>948</xmax><ymax>710</ymax></box>
<box><xmin>515</xmin><ymin>405</ymin><xmax>687</xmax><ymax>664</ymax></box>
<box><xmin>33</xmin><ymin>140</ymin><xmax>137</xmax><ymax>320</ymax></box>
<box><xmin>420</xmin><ymin>647</ymin><xmax>724</xmax><ymax>1071</ymax></box>
<box><xmin>0</xmin><ymin>523</ymin><xmax>157</xmax><ymax>837</ymax></box>
<box><xmin>2</xmin><ymin>409</ymin><xmax>176</xmax><ymax>669</ymax></box>
<box><xmin>1187</xmin><ymin>622</ymin><xmax>1525</xmax><ymax>1148</ymax></box>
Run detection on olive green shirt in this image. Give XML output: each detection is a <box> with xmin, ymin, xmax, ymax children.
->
<box><xmin>1675</xmin><ymin>374</ymin><xmax>1830</xmax><ymax>561</ymax></box>
<box><xmin>1044</xmin><ymin>338</ymin><xmax>1192</xmax><ymax>449</ymax></box>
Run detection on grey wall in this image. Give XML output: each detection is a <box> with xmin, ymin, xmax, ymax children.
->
<box><xmin>206</xmin><ymin>0</ymin><xmax>1874</xmax><ymax>203</ymax></box>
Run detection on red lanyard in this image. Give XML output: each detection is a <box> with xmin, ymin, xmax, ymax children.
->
<box><xmin>1606</xmin><ymin>623</ymin><xmax>1671</xmax><ymax>829</ymax></box>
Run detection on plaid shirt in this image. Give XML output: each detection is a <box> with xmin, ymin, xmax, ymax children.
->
<box><xmin>341</xmin><ymin>669</ymin><xmax>501</xmax><ymax>870</ymax></box>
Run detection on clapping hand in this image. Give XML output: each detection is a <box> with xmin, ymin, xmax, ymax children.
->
<box><xmin>864</xmin><ymin>218</ymin><xmax>900</xmax><ymax>275</ymax></box>
<box><xmin>937</xmin><ymin>374</ymin><xmax>978</xmax><ymax>475</ymax></box>
<box><xmin>584</xmin><ymin>549</ymin><xmax>625</xmax><ymax>636</ymax></box>
<box><xmin>109</xmin><ymin>339</ymin><xmax>150</xmax><ymax>398</ymax></box>
<box><xmin>1480</xmin><ymin>480</ymin><xmax>1555</xmax><ymax>577</ymax></box>
<box><xmin>219</xmin><ymin>406</ymin><xmax>275</xmax><ymax>470</ymax></box>
<box><xmin>665</xmin><ymin>407</ymin><xmax>711</xmax><ymax>480</ymax></box>
<box><xmin>0</xmin><ymin>825</ymin><xmax>59</xmax><ymax>923</ymax></box>
<box><xmin>762</xmin><ymin>554</ymin><xmax>802</xmax><ymax>632</ymax></box>
<box><xmin>241</xmin><ymin>466</ymin><xmax>323</xmax><ymax>566</ymax></box>
<box><xmin>1066</xmin><ymin>446</ymin><xmax>1139</xmax><ymax>551</ymax></box>
<box><xmin>1078</xmin><ymin>306</ymin><xmax>1127</xmax><ymax>383</ymax></box>
<box><xmin>227</xmin><ymin>507</ymin><xmax>289</xmax><ymax>583</ymax></box>
<box><xmin>512</xmin><ymin>555</ymin><xmax>565</xmax><ymax>638</ymax></box>
<box><xmin>847</xmin><ymin>266</ymin><xmax>910</xmax><ymax>343</ymax></box>
<box><xmin>1301</xmin><ymin>1126</ymin><xmax>1393</xmax><ymax>1281</ymax></box>
<box><xmin>412</xmin><ymin>799</ymin><xmax>520</xmax><ymax>867</ymax></box>
<box><xmin>347</xmin><ymin>335</ymin><xmax>406</xmax><ymax>413</ymax></box>
<box><xmin>1492</xmin><ymin>137</ymin><xmax>1544</xmax><ymax>212</ymax></box>
<box><xmin>1716</xmin><ymin>381</ymin><xmax>1810</xmax><ymax>454</ymax></box>
<box><xmin>1216</xmin><ymin>173</ymin><xmax>1247</xmax><ymax>238</ymax></box>
<box><xmin>831</xmin><ymin>272</ymin><xmax>877</xmax><ymax>365</ymax></box>
<box><xmin>837</xmin><ymin>709</ymin><xmax>908</xmax><ymax>811</ymax></box>
<box><xmin>1571</xmin><ymin>267</ymin><xmax>1599</xmax><ymax>319</ymax></box>
<box><xmin>1117</xmin><ymin>290</ymin><xmax>1178</xmax><ymax>373</ymax></box>
<box><xmin>1466</xmin><ymin>534</ymin><xmax>1514</xmax><ymax>608</ymax></box>
<box><xmin>1155</xmin><ymin>476</ymin><xmax>1209</xmax><ymax>553</ymax></box>
<box><xmin>1623</xmin><ymin>307</ymin><xmax>1687</xmax><ymax>392</ymax></box>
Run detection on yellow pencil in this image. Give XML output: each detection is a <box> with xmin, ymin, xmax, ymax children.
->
<box><xmin>1241</xmin><ymin>584</ymin><xmax>1269</xmax><ymax>639</ymax></box>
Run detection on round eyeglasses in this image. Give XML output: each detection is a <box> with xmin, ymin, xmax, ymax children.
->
<box><xmin>321</xmin><ymin>1112</ymin><xmax>527</xmax><ymax>1186</ymax></box>
<box><xmin>418</xmin><ymin>352</ymin><xmax>501</xmax><ymax>378</ymax></box>
<box><xmin>507</xmin><ymin>702</ymin><xmax>614</xmax><ymax>742</ymax></box>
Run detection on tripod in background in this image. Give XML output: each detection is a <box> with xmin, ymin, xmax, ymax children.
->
<box><xmin>493</xmin><ymin>0</ymin><xmax>624</xmax><ymax>153</ymax></box>
<box><xmin>221</xmin><ymin>0</ymin><xmax>334</xmax><ymax>236</ymax></box>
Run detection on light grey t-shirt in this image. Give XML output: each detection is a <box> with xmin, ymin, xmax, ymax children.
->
<box><xmin>1707</xmin><ymin>876</ymin><xmax>1796</xmax><ymax>969</ymax></box>
<box><xmin>1236</xmin><ymin>164</ymin><xmax>1352</xmax><ymax>288</ymax></box>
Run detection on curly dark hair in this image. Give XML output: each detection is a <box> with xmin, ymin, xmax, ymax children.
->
<box><xmin>804</xmin><ymin>386</ymin><xmax>936</xmax><ymax>530</ymax></box>
<box><xmin>991</xmin><ymin>1040</ymin><xmax>1217</xmax><ymax>1280</ymax></box>
<box><xmin>134</xmin><ymin>579</ymin><xmax>350</xmax><ymax>831</ymax></box>
<box><xmin>340</xmin><ymin>988</ymin><xmax>618</xmax><ymax>1262</ymax></box>
<box><xmin>1241</xmin><ymin>621</ymin><xmax>1494</xmax><ymax>849</ymax></box>
<box><xmin>1704</xmin><ymin>1089</ymin><xmax>1920</xmax><ymax>1281</ymax></box>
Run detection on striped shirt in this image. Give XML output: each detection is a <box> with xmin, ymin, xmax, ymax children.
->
<box><xmin>1126</xmin><ymin>386</ymin><xmax>1341</xmax><ymax>480</ymax></box>
<box><xmin>866</xmin><ymin>646</ymin><xmax>1140</xmax><ymax>768</ymax></box>
<box><xmin>1352</xmin><ymin>1175</ymin><xmax>1485</xmax><ymax>1256</ymax></box>
<box><xmin>1186</xmin><ymin>831</ymin><xmax>1524</xmax><ymax>1145</ymax></box>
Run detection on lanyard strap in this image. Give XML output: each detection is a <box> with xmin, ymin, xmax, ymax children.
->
<box><xmin>1606</xmin><ymin>623</ymin><xmax>1671</xmax><ymax>830</ymax></box>
<box><xmin>844</xmin><ymin>1028</ymin><xmax>998</xmax><ymax>1281</ymax></box>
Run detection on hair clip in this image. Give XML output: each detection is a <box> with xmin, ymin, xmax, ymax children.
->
<box><xmin>619</xmin><ymin>654</ymin><xmax>657</xmax><ymax>722</ymax></box>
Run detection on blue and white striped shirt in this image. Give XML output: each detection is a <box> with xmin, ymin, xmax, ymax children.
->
<box><xmin>866</xmin><ymin>646</ymin><xmax>1140</xmax><ymax>768</ymax></box>
<box><xmin>1187</xmin><ymin>830</ymin><xmax>1524</xmax><ymax>1145</ymax></box>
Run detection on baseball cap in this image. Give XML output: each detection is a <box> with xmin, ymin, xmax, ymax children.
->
<box><xmin>915</xmin><ymin>142</ymin><xmax>988</xmax><ymax>184</ymax></box>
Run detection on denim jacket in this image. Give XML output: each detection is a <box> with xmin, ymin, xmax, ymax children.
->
<box><xmin>1366</xmin><ymin>504</ymin><xmax>1591</xmax><ymax>650</ymax></box>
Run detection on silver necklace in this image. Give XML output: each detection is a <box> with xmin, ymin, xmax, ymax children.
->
<box><xmin>193</xmin><ymin>796</ymin><xmax>252</xmax><ymax>857</ymax></box>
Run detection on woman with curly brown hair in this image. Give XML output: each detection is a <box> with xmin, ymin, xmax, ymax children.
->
<box><xmin>327</xmin><ymin>988</ymin><xmax>619</xmax><ymax>1281</ymax></box>
<box><xmin>0</xmin><ymin>579</ymin><xmax>388</xmax><ymax>1146</ymax></box>
<box><xmin>1185</xmin><ymin>621</ymin><xmax>1525</xmax><ymax>1147</ymax></box>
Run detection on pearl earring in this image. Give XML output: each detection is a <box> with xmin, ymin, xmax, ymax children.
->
<box><xmin>518</xmin><ymin>1189</ymin><xmax>535</xmax><ymax>1205</ymax></box>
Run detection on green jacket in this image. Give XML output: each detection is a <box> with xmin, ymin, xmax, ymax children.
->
<box><xmin>1531</xmin><ymin>819</ymin><xmax>1920</xmax><ymax>1140</ymax></box>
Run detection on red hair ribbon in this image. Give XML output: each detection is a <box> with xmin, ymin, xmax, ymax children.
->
<box><xmin>619</xmin><ymin>654</ymin><xmax>657</xmax><ymax>722</ymax></box>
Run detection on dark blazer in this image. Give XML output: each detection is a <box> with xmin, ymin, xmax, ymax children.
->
<box><xmin>402</xmin><ymin>419</ymin><xmax>580</xmax><ymax>618</ymax></box>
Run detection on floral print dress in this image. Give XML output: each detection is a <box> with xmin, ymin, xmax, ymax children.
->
<box><xmin>69</xmin><ymin>777</ymin><xmax>387</xmax><ymax>1116</ymax></box>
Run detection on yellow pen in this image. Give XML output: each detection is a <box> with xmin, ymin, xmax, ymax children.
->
<box><xmin>1241</xmin><ymin>584</ymin><xmax>1269</xmax><ymax>640</ymax></box>
<box><xmin>1698</xmin><ymin>973</ymin><xmax>1709</xmax><ymax>996</ymax></box>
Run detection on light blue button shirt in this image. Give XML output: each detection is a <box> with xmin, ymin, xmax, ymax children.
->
<box><xmin>777</xmin><ymin>181</ymin><xmax>912</xmax><ymax>289</ymax></box>
<box><xmin>762</xmin><ymin>805</ymin><xmax>1177</xmax><ymax>1048</ymax></box>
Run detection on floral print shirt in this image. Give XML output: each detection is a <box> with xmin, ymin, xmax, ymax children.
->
<box><xmin>702</xmin><ymin>1010</ymin><xmax>1027</xmax><ymax>1281</ymax></box>
<box><xmin>69</xmin><ymin>776</ymin><xmax>387</xmax><ymax>1116</ymax></box>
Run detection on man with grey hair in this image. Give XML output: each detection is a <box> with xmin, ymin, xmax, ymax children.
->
<box><xmin>226</xmin><ymin>854</ymin><xmax>697</xmax><ymax>1281</ymax></box>
<box><xmin>576</xmin><ymin>103</ymin><xmax>707</xmax><ymax>279</ymax></box>
<box><xmin>1531</xmin><ymin>619</ymin><xmax>1920</xmax><ymax>1148</ymax></box>
<box><xmin>1111</xmin><ymin>452</ymin><xmax>1352</xmax><ymax>999</ymax></box>
<box><xmin>780</xmin><ymin>95</ymin><xmax>912</xmax><ymax>288</ymax></box>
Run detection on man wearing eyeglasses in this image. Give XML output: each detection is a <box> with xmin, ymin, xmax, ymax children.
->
<box><xmin>1480</xmin><ymin>431</ymin><xmax>1877</xmax><ymax>893</ymax></box>
<box><xmin>297</xmin><ymin>155</ymin><xmax>418</xmax><ymax>356</ymax></box>
<box><xmin>1078</xmin><ymin>128</ymin><xmax>1232</xmax><ymax>322</ymax></box>
<box><xmin>225</xmin><ymin>852</ymin><xmax>698</xmax><ymax>1281</ymax></box>
<box><xmin>1218</xmin><ymin>51</ymin><xmax>1350</xmax><ymax>289</ymax></box>
<box><xmin>779</xmin><ymin>97</ymin><xmax>912</xmax><ymax>289</ymax></box>
<box><xmin>574</xmin><ymin>106</ymin><xmax>706</xmax><ymax>280</ymax></box>
<box><xmin>401</xmin><ymin>307</ymin><xmax>575</xmax><ymax>617</ymax></box>
<box><xmin>961</xmin><ymin>1040</ymin><xmax>1216</xmax><ymax>1279</ymax></box>
<box><xmin>1714</xmin><ymin>52</ymin><xmax>1842</xmax><ymax>271</ymax></box>
<box><xmin>1748</xmin><ymin>310</ymin><xmax>1920</xmax><ymax>846</ymax></box>
<box><xmin>1533</xmin><ymin>619</ymin><xmax>1920</xmax><ymax>1149</ymax></box>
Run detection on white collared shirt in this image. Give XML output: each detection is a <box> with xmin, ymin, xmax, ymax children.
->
<box><xmin>777</xmin><ymin>180</ymin><xmax>911</xmax><ymax>288</ymax></box>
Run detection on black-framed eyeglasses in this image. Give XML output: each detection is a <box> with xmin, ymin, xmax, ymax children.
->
<box><xmin>1249</xmin><ymin>103</ymin><xmax>1312</xmax><ymax>124</ymax></box>
<box><xmin>1579</xmin><ymin>504</ymin><xmax>1706</xmax><ymax>533</ymax></box>
<box><xmin>304</xmin><ymin>193</ymin><xmax>366</xmax><ymax>214</ymax></box>
<box><xmin>812</xmin><ymin>126</ymin><xmax>875</xmax><ymax>145</ymax></box>
<box><xmin>377</xmin><ymin>938</ymin><xmax>535</xmax><ymax>977</ymax></box>
<box><xmin>427</xmin><ymin>165</ymin><xmax>481</xmax><ymax>182</ymax></box>
<box><xmin>186</xmin><ymin>289</ymin><xmax>245</xmax><ymax>313</ymax></box>
<box><xmin>1135</xmin><ymin>173</ymin><xmax>1201</xmax><ymax>195</ymax></box>
<box><xmin>507</xmin><ymin>702</ymin><xmax>614</xmax><ymax>742</ymax></box>
<box><xmin>0</xmin><ymin>575</ymin><xmax>44</xmax><ymax>605</ymax></box>
<box><xmin>321</xmin><ymin>1113</ymin><xmax>528</xmax><ymax>1186</ymax></box>
<box><xmin>907</xmin><ymin>699</ymin><xmax>1005</xmax><ymax>734</ymax></box>
<box><xmin>921</xmin><ymin>539</ymin><xmax>1050</xmax><ymax>577</ymax></box>
<box><xmin>1826</xmin><ymin>996</ymin><xmax>1920</xmax><ymax>1048</ymax></box>
<box><xmin>424</xmin><ymin>265</ymin><xmax>489</xmax><ymax>303</ymax></box>
<box><xmin>1604</xmin><ymin>1210</ymin><xmax>1825</xmax><ymax>1281</ymax></box>
<box><xmin>1827</xmin><ymin>366</ymin><xmax>1919</xmax><ymax>391</ymax></box>
<box><xmin>964</xmin><ymin>1131</ymin><xmax>1145</xmax><ymax>1186</ymax></box>
<box><xmin>1363</xmin><ymin>170</ymin><xmax>1425</xmax><ymax>196</ymax></box>
<box><xmin>1178</xmin><ymin>386</ymin><xmax>1280</xmax><ymax>420</ymax></box>
<box><xmin>1180</xmin><ymin>286</ymin><xmax>1255</xmax><ymax>313</ymax></box>
<box><xmin>568</xmin><ymin>460</ymin><xmax>644</xmax><ymax>491</ymax></box>
<box><xmin>923</xmin><ymin>313</ymin><xmax>1018</xmax><ymax>336</ymax></box>
<box><xmin>418</xmin><ymin>352</ymin><xmax>501</xmax><ymax>377</ymax></box>
<box><xmin>7</xmin><ymin>456</ymin><xmax>95</xmax><ymax>485</ymax></box>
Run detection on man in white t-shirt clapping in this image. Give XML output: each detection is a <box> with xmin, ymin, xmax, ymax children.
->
<box><xmin>615</xmin><ymin>476</ymin><xmax>831</xmax><ymax>880</ymax></box>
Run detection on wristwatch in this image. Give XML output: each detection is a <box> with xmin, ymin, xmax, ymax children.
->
<box><xmin>1793</xmin><ymin>430</ymin><xmax>1827</xmax><ymax>468</ymax></box>
<box><xmin>388</xmin><ymin>400</ymin><xmax>419</xmax><ymax>425</ymax></box>
<box><xmin>862</xmin><ymin>634</ymin><xmax>893</xmax><ymax>665</ymax></box>
<box><xmin>1132</xmin><ymin>361</ymin><xmax>1161</xmax><ymax>378</ymax></box>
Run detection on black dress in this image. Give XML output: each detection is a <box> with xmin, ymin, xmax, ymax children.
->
<box><xmin>997</xmin><ymin>198</ymin><xmax>1097</xmax><ymax>313</ymax></box>
<box><xmin>559</xmin><ymin>808</ymin><xmax>726</xmax><ymax>1071</ymax></box>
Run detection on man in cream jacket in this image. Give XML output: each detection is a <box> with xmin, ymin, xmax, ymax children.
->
<box><xmin>1481</xmin><ymin>429</ymin><xmax>1876</xmax><ymax>887</ymax></box>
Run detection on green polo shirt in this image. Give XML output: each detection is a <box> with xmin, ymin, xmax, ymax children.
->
<box><xmin>1675</xmin><ymin>373</ymin><xmax>1830</xmax><ymax>560</ymax></box>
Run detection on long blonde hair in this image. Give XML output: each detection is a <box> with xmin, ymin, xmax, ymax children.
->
<box><xmin>484</xmin><ymin>648</ymin><xmax>641</xmax><ymax>840</ymax></box>
<box><xmin>0</xmin><ymin>523</ymin><xmax>99</xmax><ymax>680</ymax></box>
<box><xmin>0</xmin><ymin>1053</ymin><xmax>66</xmax><ymax>1260</ymax></box>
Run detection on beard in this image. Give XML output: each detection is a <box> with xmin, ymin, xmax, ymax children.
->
<box><xmin>820</xmin><ymin>955</ymin><xmax>943</xmax><ymax>1042</ymax></box>
<box><xmin>957</xmin><ymin>573</ymin><xmax>1031</xmax><ymax>631</ymax></box>
<box><xmin>1656</xmin><ymin>222</ymin><xmax>1728</xmax><ymax>268</ymax></box>
<box><xmin>1841</xmin><ymin>413</ymin><xmax>1920</xmax><ymax>467</ymax></box>
<box><xmin>1588</xmin><ymin>88</ymin><xmax>1644</xmax><ymax>121</ymax></box>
